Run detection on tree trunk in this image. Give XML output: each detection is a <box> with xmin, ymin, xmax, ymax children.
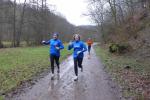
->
<box><xmin>16</xmin><ymin>0</ymin><xmax>27</xmax><ymax>47</ymax></box>
<box><xmin>0</xmin><ymin>39</ymin><xmax>3</xmax><ymax>48</ymax></box>
<box><xmin>0</xmin><ymin>26</ymin><xmax>3</xmax><ymax>48</ymax></box>
<box><xmin>12</xmin><ymin>0</ymin><xmax>16</xmax><ymax>47</ymax></box>
<box><xmin>108</xmin><ymin>0</ymin><xmax>117</xmax><ymax>26</ymax></box>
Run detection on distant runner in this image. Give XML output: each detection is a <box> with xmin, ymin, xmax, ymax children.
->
<box><xmin>68</xmin><ymin>34</ymin><xmax>87</xmax><ymax>81</ymax></box>
<box><xmin>86</xmin><ymin>38</ymin><xmax>93</xmax><ymax>58</ymax></box>
<box><xmin>42</xmin><ymin>32</ymin><xmax>64</xmax><ymax>80</ymax></box>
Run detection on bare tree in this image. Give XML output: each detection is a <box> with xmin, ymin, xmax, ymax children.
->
<box><xmin>0</xmin><ymin>0</ymin><xmax>75</xmax><ymax>47</ymax></box>
<box><xmin>12</xmin><ymin>0</ymin><xmax>16</xmax><ymax>47</ymax></box>
<box><xmin>16</xmin><ymin>0</ymin><xmax>27</xmax><ymax>46</ymax></box>
<box><xmin>87</xmin><ymin>0</ymin><xmax>150</xmax><ymax>43</ymax></box>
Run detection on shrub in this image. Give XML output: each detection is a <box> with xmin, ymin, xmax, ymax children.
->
<box><xmin>109</xmin><ymin>43</ymin><xmax>119</xmax><ymax>53</ymax></box>
<box><xmin>109</xmin><ymin>43</ymin><xmax>130</xmax><ymax>54</ymax></box>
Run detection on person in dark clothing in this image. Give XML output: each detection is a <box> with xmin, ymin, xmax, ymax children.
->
<box><xmin>68</xmin><ymin>34</ymin><xmax>87</xmax><ymax>81</ymax></box>
<box><xmin>42</xmin><ymin>32</ymin><xmax>64</xmax><ymax>80</ymax></box>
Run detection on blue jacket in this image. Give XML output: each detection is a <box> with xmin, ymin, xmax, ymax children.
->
<box><xmin>43</xmin><ymin>39</ymin><xmax>64</xmax><ymax>56</ymax></box>
<box><xmin>68</xmin><ymin>40</ymin><xmax>87</xmax><ymax>58</ymax></box>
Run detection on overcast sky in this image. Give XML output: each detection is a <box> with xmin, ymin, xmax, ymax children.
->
<box><xmin>17</xmin><ymin>0</ymin><xmax>93</xmax><ymax>26</ymax></box>
<box><xmin>48</xmin><ymin>0</ymin><xmax>92</xmax><ymax>26</ymax></box>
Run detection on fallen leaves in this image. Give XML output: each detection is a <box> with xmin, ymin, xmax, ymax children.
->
<box><xmin>115</xmin><ymin>68</ymin><xmax>150</xmax><ymax>99</ymax></box>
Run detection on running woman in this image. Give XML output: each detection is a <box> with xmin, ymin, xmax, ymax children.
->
<box><xmin>68</xmin><ymin>34</ymin><xmax>87</xmax><ymax>81</ymax></box>
<box><xmin>42</xmin><ymin>32</ymin><xmax>64</xmax><ymax>80</ymax></box>
<box><xmin>86</xmin><ymin>38</ymin><xmax>93</xmax><ymax>58</ymax></box>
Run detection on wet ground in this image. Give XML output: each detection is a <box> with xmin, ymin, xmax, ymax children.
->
<box><xmin>9</xmin><ymin>48</ymin><xmax>121</xmax><ymax>100</ymax></box>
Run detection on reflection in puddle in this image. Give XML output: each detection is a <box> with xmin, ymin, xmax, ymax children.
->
<box><xmin>57</xmin><ymin>74</ymin><xmax>60</xmax><ymax>80</ymax></box>
<box><xmin>48</xmin><ymin>80</ymin><xmax>54</xmax><ymax>91</ymax></box>
<box><xmin>48</xmin><ymin>74</ymin><xmax>60</xmax><ymax>92</ymax></box>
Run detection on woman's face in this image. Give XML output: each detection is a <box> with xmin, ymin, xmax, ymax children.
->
<box><xmin>53</xmin><ymin>34</ymin><xmax>58</xmax><ymax>39</ymax></box>
<box><xmin>74</xmin><ymin>35</ymin><xmax>79</xmax><ymax>41</ymax></box>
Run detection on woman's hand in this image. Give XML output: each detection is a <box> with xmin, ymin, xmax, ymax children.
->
<box><xmin>77</xmin><ymin>51</ymin><xmax>82</xmax><ymax>55</ymax></box>
<box><xmin>69</xmin><ymin>40</ymin><xmax>73</xmax><ymax>45</ymax></box>
<box><xmin>55</xmin><ymin>44</ymin><xmax>60</xmax><ymax>50</ymax></box>
<box><xmin>42</xmin><ymin>40</ymin><xmax>45</xmax><ymax>44</ymax></box>
<box><xmin>55</xmin><ymin>46</ymin><xmax>60</xmax><ymax>50</ymax></box>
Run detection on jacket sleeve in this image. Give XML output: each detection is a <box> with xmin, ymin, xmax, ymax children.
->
<box><xmin>81</xmin><ymin>42</ymin><xmax>87</xmax><ymax>53</ymax></box>
<box><xmin>43</xmin><ymin>40</ymin><xmax>50</xmax><ymax>45</ymax></box>
<box><xmin>59</xmin><ymin>41</ymin><xmax>64</xmax><ymax>50</ymax></box>
<box><xmin>68</xmin><ymin>43</ymin><xmax>73</xmax><ymax>50</ymax></box>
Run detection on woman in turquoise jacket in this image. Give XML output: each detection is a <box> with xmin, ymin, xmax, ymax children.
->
<box><xmin>68</xmin><ymin>34</ymin><xmax>87</xmax><ymax>81</ymax></box>
<box><xmin>42</xmin><ymin>32</ymin><xmax>64</xmax><ymax>80</ymax></box>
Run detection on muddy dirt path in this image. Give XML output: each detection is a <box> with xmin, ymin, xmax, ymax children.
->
<box><xmin>10</xmin><ymin>48</ymin><xmax>120</xmax><ymax>100</ymax></box>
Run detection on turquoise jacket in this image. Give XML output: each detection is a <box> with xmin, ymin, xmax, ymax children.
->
<box><xmin>43</xmin><ymin>39</ymin><xmax>64</xmax><ymax>56</ymax></box>
<box><xmin>68</xmin><ymin>40</ymin><xmax>87</xmax><ymax>58</ymax></box>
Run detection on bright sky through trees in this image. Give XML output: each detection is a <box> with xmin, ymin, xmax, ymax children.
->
<box><xmin>17</xmin><ymin>0</ymin><xmax>92</xmax><ymax>26</ymax></box>
<box><xmin>48</xmin><ymin>0</ymin><xmax>92</xmax><ymax>26</ymax></box>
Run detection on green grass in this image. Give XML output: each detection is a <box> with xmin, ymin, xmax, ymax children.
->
<box><xmin>0</xmin><ymin>44</ymin><xmax>72</xmax><ymax>95</ymax></box>
<box><xmin>0</xmin><ymin>96</ymin><xmax>4</xmax><ymax>100</ymax></box>
<box><xmin>94</xmin><ymin>45</ymin><xmax>149</xmax><ymax>74</ymax></box>
<box><xmin>94</xmin><ymin>45</ymin><xmax>150</xmax><ymax>99</ymax></box>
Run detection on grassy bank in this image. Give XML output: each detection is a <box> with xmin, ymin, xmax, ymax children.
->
<box><xmin>0</xmin><ymin>45</ymin><xmax>72</xmax><ymax>97</ymax></box>
<box><xmin>95</xmin><ymin>45</ymin><xmax>150</xmax><ymax>99</ymax></box>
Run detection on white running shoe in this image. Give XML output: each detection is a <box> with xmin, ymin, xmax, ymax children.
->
<box><xmin>73</xmin><ymin>76</ymin><xmax>78</xmax><ymax>81</ymax></box>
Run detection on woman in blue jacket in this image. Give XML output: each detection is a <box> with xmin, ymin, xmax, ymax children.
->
<box><xmin>42</xmin><ymin>32</ymin><xmax>64</xmax><ymax>80</ymax></box>
<box><xmin>68</xmin><ymin>34</ymin><xmax>87</xmax><ymax>81</ymax></box>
